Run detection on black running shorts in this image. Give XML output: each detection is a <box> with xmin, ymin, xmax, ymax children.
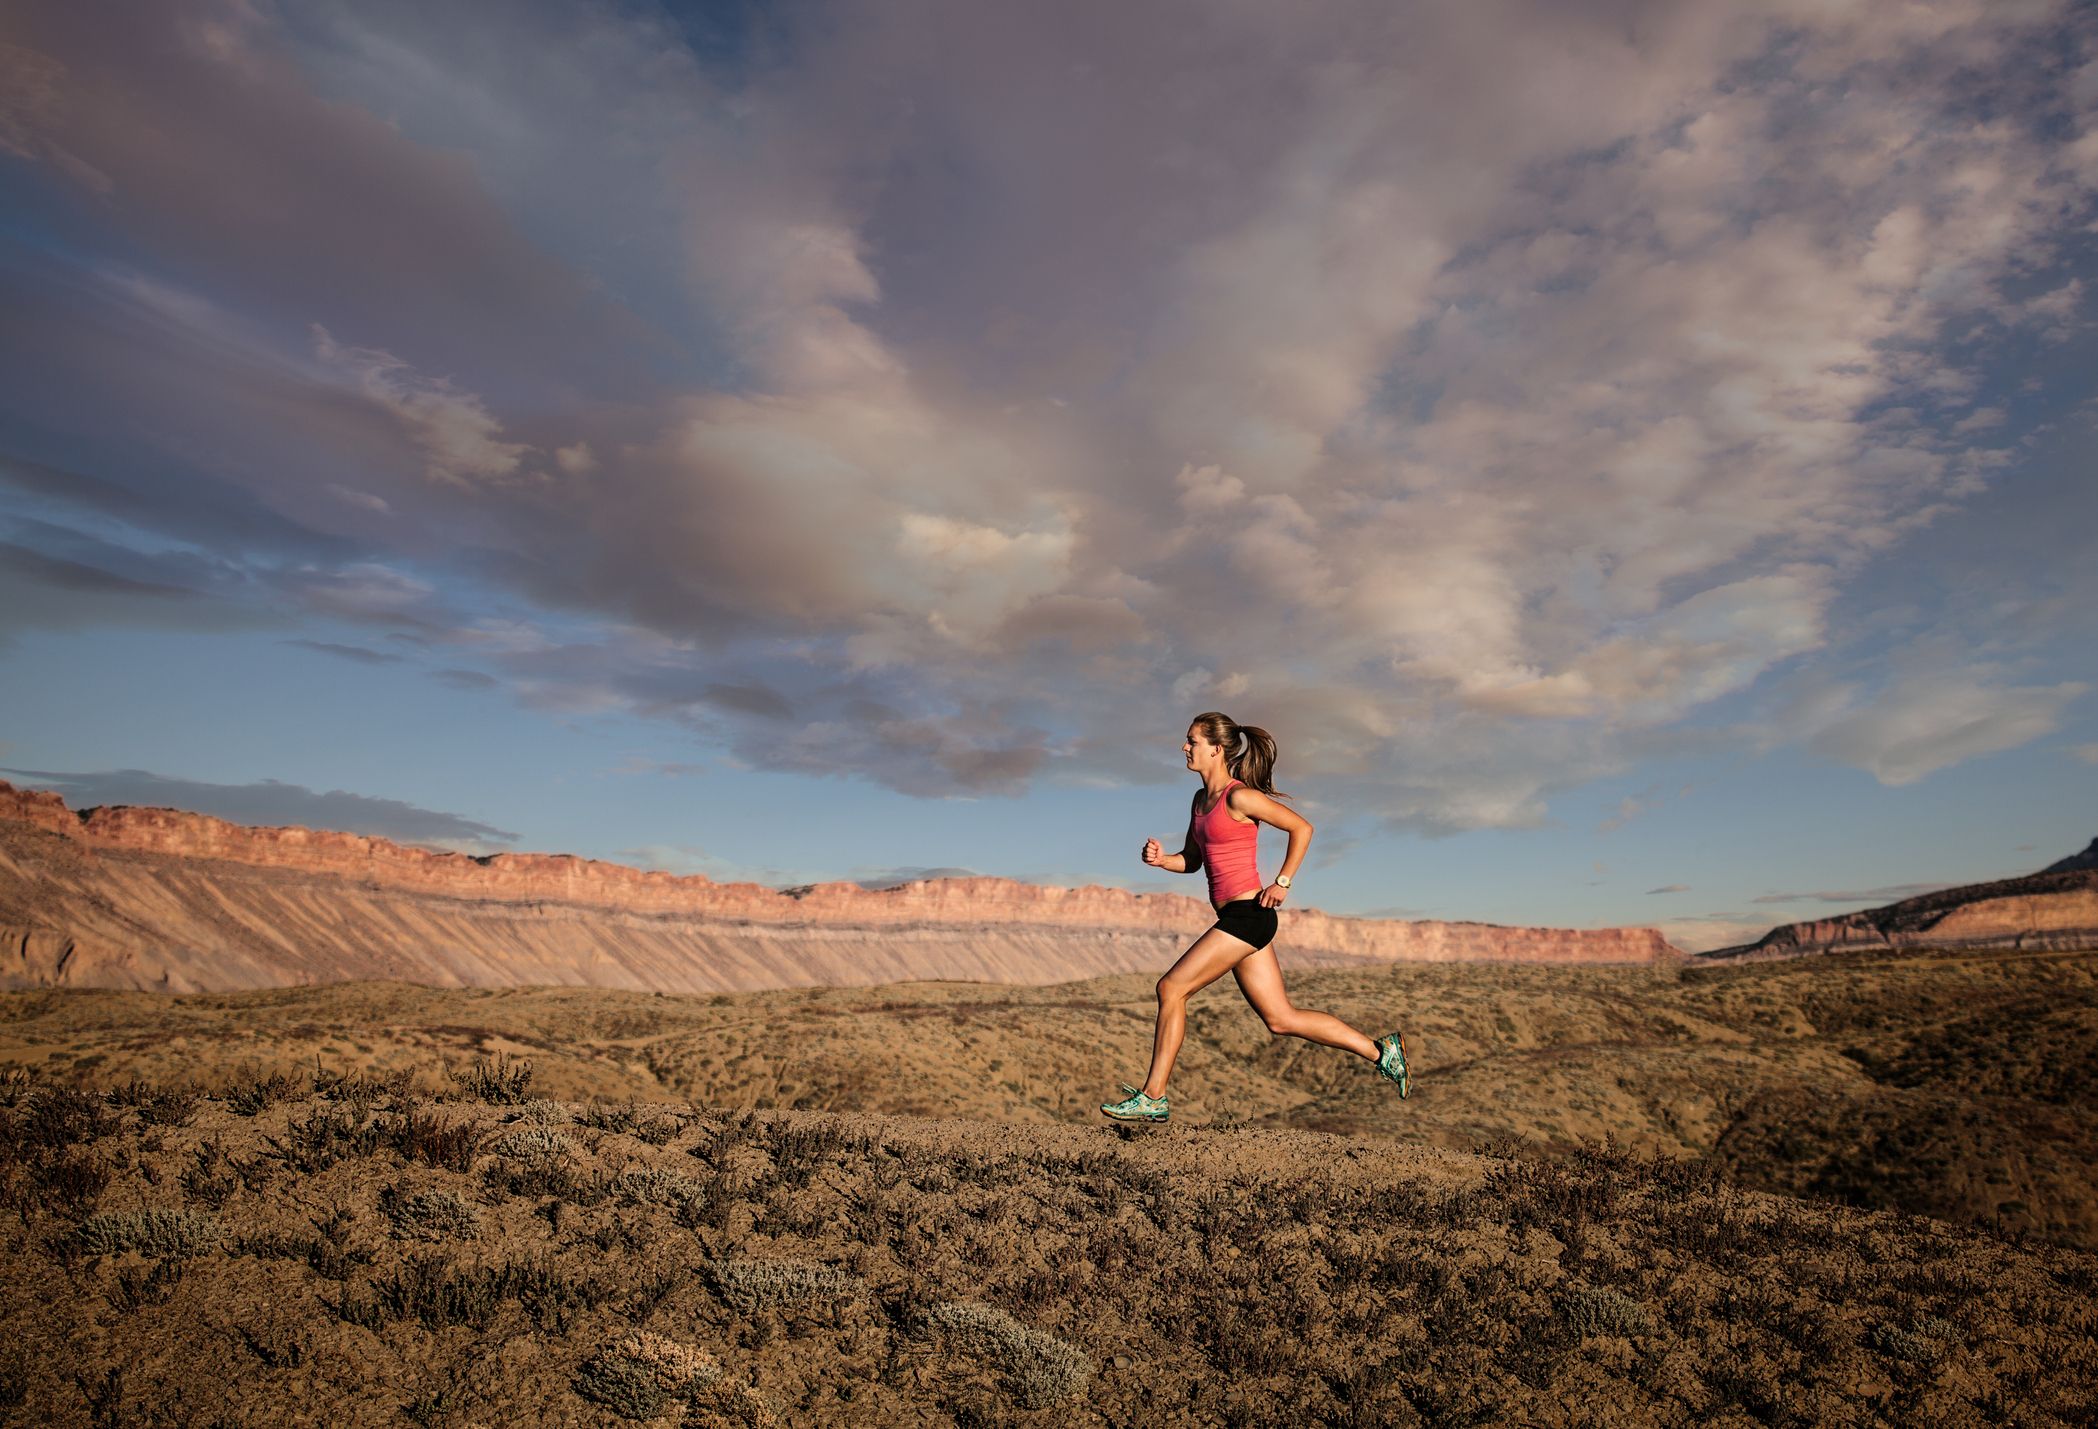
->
<box><xmin>1210</xmin><ymin>893</ymin><xmax>1278</xmax><ymax>951</ymax></box>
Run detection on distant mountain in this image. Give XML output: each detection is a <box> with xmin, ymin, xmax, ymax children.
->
<box><xmin>1704</xmin><ymin>857</ymin><xmax>2098</xmax><ymax>961</ymax></box>
<box><xmin>0</xmin><ymin>779</ymin><xmax>1678</xmax><ymax>994</ymax></box>
<box><xmin>2042</xmin><ymin>837</ymin><xmax>2098</xmax><ymax>875</ymax></box>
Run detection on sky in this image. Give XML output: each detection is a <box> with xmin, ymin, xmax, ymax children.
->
<box><xmin>1</xmin><ymin>0</ymin><xmax>2094</xmax><ymax>952</ymax></box>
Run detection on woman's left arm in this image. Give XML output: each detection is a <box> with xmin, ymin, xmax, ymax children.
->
<box><xmin>1231</xmin><ymin>788</ymin><xmax>1312</xmax><ymax>909</ymax></box>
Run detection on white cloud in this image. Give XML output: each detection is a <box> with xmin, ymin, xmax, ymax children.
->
<box><xmin>1807</xmin><ymin>673</ymin><xmax>2087</xmax><ymax>785</ymax></box>
<box><xmin>8</xmin><ymin>0</ymin><xmax>2094</xmax><ymax>825</ymax></box>
<box><xmin>311</xmin><ymin>324</ymin><xmax>532</xmax><ymax>489</ymax></box>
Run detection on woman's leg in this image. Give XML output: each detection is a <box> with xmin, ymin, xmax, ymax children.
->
<box><xmin>1231</xmin><ymin>945</ymin><xmax>1381</xmax><ymax>1060</ymax></box>
<box><xmin>1140</xmin><ymin>927</ymin><xmax>1262</xmax><ymax>1097</ymax></box>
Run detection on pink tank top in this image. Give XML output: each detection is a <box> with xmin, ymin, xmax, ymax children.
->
<box><xmin>1192</xmin><ymin>778</ymin><xmax>1262</xmax><ymax>906</ymax></box>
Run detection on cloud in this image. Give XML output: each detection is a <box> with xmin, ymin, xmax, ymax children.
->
<box><xmin>310</xmin><ymin>325</ymin><xmax>535</xmax><ymax>491</ymax></box>
<box><xmin>430</xmin><ymin>668</ymin><xmax>499</xmax><ymax>690</ymax></box>
<box><xmin>281</xmin><ymin>639</ymin><xmax>404</xmax><ymax>665</ymax></box>
<box><xmin>850</xmin><ymin>866</ymin><xmax>984</xmax><ymax>890</ymax></box>
<box><xmin>2071</xmin><ymin>744</ymin><xmax>2098</xmax><ymax>765</ymax></box>
<box><xmin>0</xmin><ymin>766</ymin><xmax>517</xmax><ymax>851</ymax></box>
<box><xmin>1650</xmin><ymin>914</ymin><xmax>1771</xmax><ymax>954</ymax></box>
<box><xmin>1802</xmin><ymin>672</ymin><xmax>2087</xmax><ymax>785</ymax></box>
<box><xmin>1646</xmin><ymin>884</ymin><xmax>1691</xmax><ymax>895</ymax></box>
<box><xmin>604</xmin><ymin>756</ymin><xmax>709</xmax><ymax>779</ymax></box>
<box><xmin>1751</xmin><ymin>883</ymin><xmax>1958</xmax><ymax>906</ymax></box>
<box><xmin>1</xmin><ymin>0</ymin><xmax>2092</xmax><ymax>827</ymax></box>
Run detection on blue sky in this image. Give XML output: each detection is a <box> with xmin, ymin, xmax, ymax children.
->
<box><xmin>1</xmin><ymin>0</ymin><xmax>2094</xmax><ymax>950</ymax></box>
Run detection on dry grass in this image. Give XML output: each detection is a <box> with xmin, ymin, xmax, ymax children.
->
<box><xmin>0</xmin><ymin>1071</ymin><xmax>2089</xmax><ymax>1424</ymax></box>
<box><xmin>5</xmin><ymin>946</ymin><xmax>2094</xmax><ymax>1250</ymax></box>
<box><xmin>1</xmin><ymin>947</ymin><xmax>2095</xmax><ymax>1419</ymax></box>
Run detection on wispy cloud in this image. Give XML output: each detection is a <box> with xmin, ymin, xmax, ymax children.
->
<box><xmin>0</xmin><ymin>766</ymin><xmax>516</xmax><ymax>851</ymax></box>
<box><xmin>281</xmin><ymin>639</ymin><xmax>403</xmax><ymax>665</ymax></box>
<box><xmin>1751</xmin><ymin>882</ymin><xmax>1959</xmax><ymax>906</ymax></box>
<box><xmin>0</xmin><ymin>0</ymin><xmax>2091</xmax><ymax>827</ymax></box>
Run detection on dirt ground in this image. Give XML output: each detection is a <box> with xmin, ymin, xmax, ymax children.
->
<box><xmin>4</xmin><ymin>944</ymin><xmax>2093</xmax><ymax>1248</ymax></box>
<box><xmin>2</xmin><ymin>1073</ymin><xmax>2095</xmax><ymax>1427</ymax></box>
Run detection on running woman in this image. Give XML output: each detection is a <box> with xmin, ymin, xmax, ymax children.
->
<box><xmin>1100</xmin><ymin>712</ymin><xmax>1409</xmax><ymax>1123</ymax></box>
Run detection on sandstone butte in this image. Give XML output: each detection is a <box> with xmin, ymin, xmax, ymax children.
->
<box><xmin>1702</xmin><ymin>865</ymin><xmax>2098</xmax><ymax>961</ymax></box>
<box><xmin>0</xmin><ymin>779</ymin><xmax>1680</xmax><ymax>995</ymax></box>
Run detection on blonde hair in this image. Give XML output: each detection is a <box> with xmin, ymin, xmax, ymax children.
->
<box><xmin>1190</xmin><ymin>712</ymin><xmax>1289</xmax><ymax>799</ymax></box>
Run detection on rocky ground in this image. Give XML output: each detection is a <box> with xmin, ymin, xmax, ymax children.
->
<box><xmin>4</xmin><ymin>944</ymin><xmax>2094</xmax><ymax>1249</ymax></box>
<box><xmin>1</xmin><ymin>1069</ymin><xmax>2093</xmax><ymax>1427</ymax></box>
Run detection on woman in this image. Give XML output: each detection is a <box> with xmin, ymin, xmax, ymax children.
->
<box><xmin>1100</xmin><ymin>712</ymin><xmax>1409</xmax><ymax>1123</ymax></box>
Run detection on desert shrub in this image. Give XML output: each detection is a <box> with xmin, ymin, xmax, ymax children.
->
<box><xmin>180</xmin><ymin>1140</ymin><xmax>237</xmax><ymax>1209</ymax></box>
<box><xmin>450</xmin><ymin>1054</ymin><xmax>533</xmax><ymax>1105</ymax></box>
<box><xmin>488</xmin><ymin>1126</ymin><xmax>575</xmax><ymax>1160</ymax></box>
<box><xmin>769</xmin><ymin>1122</ymin><xmax>855</xmax><ymax>1188</ymax></box>
<box><xmin>15</xmin><ymin>1086</ymin><xmax>116</xmax><ymax>1149</ymax></box>
<box><xmin>515</xmin><ymin>1099</ymin><xmax>571</xmax><ymax>1127</ymax></box>
<box><xmin>1561</xmin><ymin>1284</ymin><xmax>1654</xmax><ymax>1338</ymax></box>
<box><xmin>312</xmin><ymin>1062</ymin><xmax>414</xmax><ymax>1104</ymax></box>
<box><xmin>611</xmin><ymin>1164</ymin><xmax>705</xmax><ymax>1210</ymax></box>
<box><xmin>226</xmin><ymin>1071</ymin><xmax>299</xmax><ymax>1117</ymax></box>
<box><xmin>75</xmin><ymin>1207</ymin><xmax>221</xmax><ymax>1258</ymax></box>
<box><xmin>380</xmin><ymin>1186</ymin><xmax>482</xmax><ymax>1241</ymax></box>
<box><xmin>573</xmin><ymin>1330</ymin><xmax>721</xmax><ymax>1420</ymax></box>
<box><xmin>373</xmin><ymin>1256</ymin><xmax>511</xmax><ymax>1331</ymax></box>
<box><xmin>926</xmin><ymin>1300</ymin><xmax>1094</xmax><ymax>1410</ymax></box>
<box><xmin>580</xmin><ymin>1102</ymin><xmax>677</xmax><ymax>1144</ymax></box>
<box><xmin>369</xmin><ymin>1253</ymin><xmax>614</xmax><ymax>1333</ymax></box>
<box><xmin>304</xmin><ymin>1204</ymin><xmax>372</xmax><ymax>1280</ymax></box>
<box><xmin>31</xmin><ymin>1148</ymin><xmax>112</xmax><ymax>1213</ymax></box>
<box><xmin>234</xmin><ymin>1323</ymin><xmax>306</xmax><ymax>1369</ymax></box>
<box><xmin>105</xmin><ymin>1078</ymin><xmax>201</xmax><ymax>1127</ymax></box>
<box><xmin>388</xmin><ymin>1112</ymin><xmax>479</xmax><ymax>1172</ymax></box>
<box><xmin>109</xmin><ymin>1256</ymin><xmax>186</xmax><ymax>1311</ymax></box>
<box><xmin>266</xmin><ymin>1105</ymin><xmax>386</xmax><ymax>1173</ymax></box>
<box><xmin>707</xmin><ymin>1256</ymin><xmax>862</xmax><ymax>1311</ymax></box>
<box><xmin>1868</xmin><ymin>1321</ymin><xmax>1948</xmax><ymax>1365</ymax></box>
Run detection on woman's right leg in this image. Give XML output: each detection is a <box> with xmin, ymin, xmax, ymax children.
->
<box><xmin>1231</xmin><ymin>945</ymin><xmax>1381</xmax><ymax>1060</ymax></box>
<box><xmin>1140</xmin><ymin>926</ymin><xmax>1260</xmax><ymax>1097</ymax></box>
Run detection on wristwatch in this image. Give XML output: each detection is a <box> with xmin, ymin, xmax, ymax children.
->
<box><xmin>1275</xmin><ymin>874</ymin><xmax>1292</xmax><ymax>888</ymax></box>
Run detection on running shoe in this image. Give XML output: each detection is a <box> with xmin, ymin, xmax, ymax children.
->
<box><xmin>1100</xmin><ymin>1088</ymin><xmax>1169</xmax><ymax>1122</ymax></box>
<box><xmin>1375</xmin><ymin>1032</ymin><xmax>1411</xmax><ymax>1099</ymax></box>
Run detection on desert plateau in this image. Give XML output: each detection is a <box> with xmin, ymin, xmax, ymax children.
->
<box><xmin>2</xmin><ymin>936</ymin><xmax>2095</xmax><ymax>1425</ymax></box>
<box><xmin>3</xmin><ymin>788</ymin><xmax>2098</xmax><ymax>1422</ymax></box>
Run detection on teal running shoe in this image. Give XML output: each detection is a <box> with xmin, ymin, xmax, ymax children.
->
<box><xmin>1375</xmin><ymin>1032</ymin><xmax>1411</xmax><ymax>1099</ymax></box>
<box><xmin>1100</xmin><ymin>1087</ymin><xmax>1169</xmax><ymax>1122</ymax></box>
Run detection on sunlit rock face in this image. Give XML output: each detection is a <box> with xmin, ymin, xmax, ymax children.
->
<box><xmin>0</xmin><ymin>779</ymin><xmax>1678</xmax><ymax>993</ymax></box>
<box><xmin>1702</xmin><ymin>865</ymin><xmax>2098</xmax><ymax>962</ymax></box>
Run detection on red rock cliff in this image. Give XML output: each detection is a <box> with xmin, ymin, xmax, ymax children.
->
<box><xmin>1702</xmin><ymin>866</ymin><xmax>2098</xmax><ymax>961</ymax></box>
<box><xmin>0</xmin><ymin>779</ymin><xmax>1679</xmax><ymax>993</ymax></box>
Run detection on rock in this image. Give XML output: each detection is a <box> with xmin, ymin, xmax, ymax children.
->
<box><xmin>0</xmin><ymin>778</ymin><xmax>1681</xmax><ymax>994</ymax></box>
<box><xmin>1701</xmin><ymin>866</ymin><xmax>2098</xmax><ymax>962</ymax></box>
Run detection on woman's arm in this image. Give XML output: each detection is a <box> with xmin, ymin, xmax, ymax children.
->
<box><xmin>1142</xmin><ymin>798</ymin><xmax>1205</xmax><ymax>875</ymax></box>
<box><xmin>1230</xmin><ymin>787</ymin><xmax>1312</xmax><ymax>907</ymax></box>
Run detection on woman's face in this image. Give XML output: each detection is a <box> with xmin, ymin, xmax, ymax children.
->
<box><xmin>1183</xmin><ymin>727</ymin><xmax>1216</xmax><ymax>773</ymax></box>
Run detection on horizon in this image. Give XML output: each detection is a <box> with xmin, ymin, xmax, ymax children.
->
<box><xmin>3</xmin><ymin>1</ymin><xmax>2096</xmax><ymax>953</ymax></box>
<box><xmin>3</xmin><ymin>771</ymin><xmax>2086</xmax><ymax>950</ymax></box>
